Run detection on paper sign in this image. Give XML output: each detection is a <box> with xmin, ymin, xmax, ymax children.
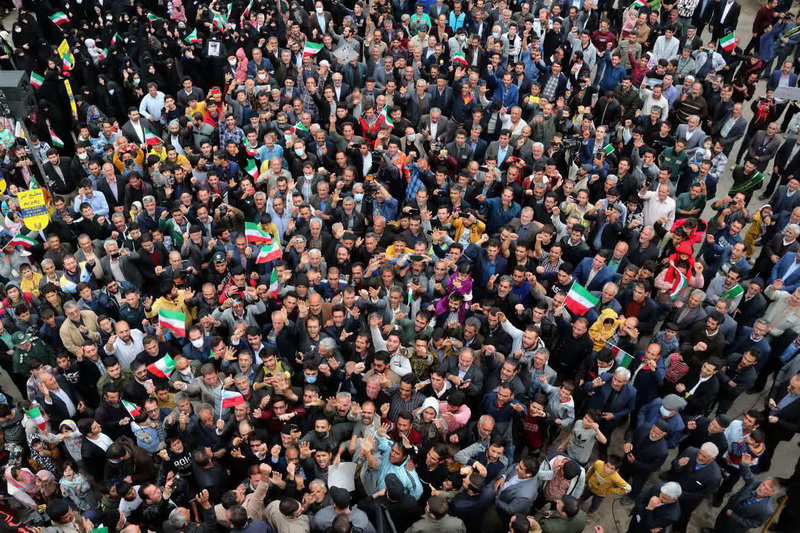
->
<box><xmin>774</xmin><ymin>86</ymin><xmax>800</xmax><ymax>101</ymax></box>
<box><xmin>327</xmin><ymin>461</ymin><xmax>357</xmax><ymax>491</ymax></box>
<box><xmin>17</xmin><ymin>189</ymin><xmax>50</xmax><ymax>231</ymax></box>
<box><xmin>333</xmin><ymin>45</ymin><xmax>359</xmax><ymax>63</ymax></box>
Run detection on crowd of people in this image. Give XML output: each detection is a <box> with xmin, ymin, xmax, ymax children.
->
<box><xmin>0</xmin><ymin>0</ymin><xmax>800</xmax><ymax>532</ymax></box>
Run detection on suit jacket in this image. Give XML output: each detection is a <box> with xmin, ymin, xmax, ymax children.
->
<box><xmin>43</xmin><ymin>158</ymin><xmax>78</xmax><ymax>195</ymax></box>
<box><xmin>495</xmin><ymin>475</ymin><xmax>537</xmax><ymax>516</ymax></box>
<box><xmin>307</xmin><ymin>12</ymin><xmax>334</xmax><ymax>35</ymax></box>
<box><xmin>441</xmin><ymin>358</ymin><xmax>484</xmax><ymax>398</ymax></box>
<box><xmin>121</xmin><ymin>117</ymin><xmax>156</xmax><ymax>145</ymax></box>
<box><xmin>747</xmin><ymin>130</ymin><xmax>782</xmax><ymax>167</ymax></box>
<box><xmin>768</xmin><ymin>70</ymin><xmax>798</xmax><ymax>92</ymax></box>
<box><xmin>767</xmin><ymin>383</ymin><xmax>800</xmax><ymax>440</ymax></box>
<box><xmin>428</xmin><ymin>86</ymin><xmax>454</xmax><ymax>112</ymax></box>
<box><xmin>670</xmin><ymin>447</ymin><xmax>722</xmax><ymax>503</ymax></box>
<box><xmin>573</xmin><ymin>258</ymin><xmax>615</xmax><ymax>292</ymax></box>
<box><xmin>711</xmin><ymin>1</ymin><xmax>741</xmax><ymax>38</ymax></box>
<box><xmin>97</xmin><ymin>176</ymin><xmax>129</xmax><ymax>211</ymax></box>
<box><xmin>617</xmin><ymin>294</ymin><xmax>660</xmax><ymax>335</ymax></box>
<box><xmin>674</xmin><ymin>124</ymin><xmax>708</xmax><ymax>152</ymax></box>
<box><xmin>331</xmin><ymin>83</ymin><xmax>352</xmax><ymax>103</ymax></box>
<box><xmin>771</xmin><ymin>184</ymin><xmax>800</xmax><ymax>216</ymax></box>
<box><xmin>37</xmin><ymin>375</ymin><xmax>82</xmax><ymax>428</ymax></box>
<box><xmin>585</xmin><ymin>373</ymin><xmax>637</xmax><ymax>421</ymax></box>
<box><xmin>711</xmin><ymin>113</ymin><xmax>747</xmax><ymax>147</ymax></box>
<box><xmin>484</xmin><ymin>141</ymin><xmax>515</xmax><ymax>167</ymax></box>
<box><xmin>666</xmin><ymin>305</ymin><xmax>708</xmax><ymax>334</ymax></box>
<box><xmin>419</xmin><ymin>115</ymin><xmax>453</xmax><ymax>144</ymax></box>
<box><xmin>773</xmin><ymin>139</ymin><xmax>800</xmax><ymax>175</ymax></box>
<box><xmin>100</xmin><ymin>253</ymin><xmax>145</xmax><ymax>287</ymax></box>
<box><xmin>680</xmin><ymin>369</ymin><xmax>720</xmax><ymax>416</ymax></box>
<box><xmin>717</xmin><ymin>469</ymin><xmax>774</xmax><ymax>533</ymax></box>
<box><xmin>770</xmin><ymin>251</ymin><xmax>800</xmax><ymax>292</ymax></box>
<box><xmin>629</xmin><ymin>484</ymin><xmax>681</xmax><ymax>533</ymax></box>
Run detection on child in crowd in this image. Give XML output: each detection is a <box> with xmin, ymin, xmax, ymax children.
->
<box><xmin>582</xmin><ymin>455</ymin><xmax>631</xmax><ymax>515</ymax></box>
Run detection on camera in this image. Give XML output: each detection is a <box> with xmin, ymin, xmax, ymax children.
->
<box><xmin>218</xmin><ymin>204</ymin><xmax>228</xmax><ymax>216</ymax></box>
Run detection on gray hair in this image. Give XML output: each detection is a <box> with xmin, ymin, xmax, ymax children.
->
<box><xmin>174</xmin><ymin>391</ymin><xmax>190</xmax><ymax>405</ymax></box>
<box><xmin>41</xmin><ymin>258</ymin><xmax>55</xmax><ymax>268</ymax></box>
<box><xmin>142</xmin><ymin>195</ymin><xmax>156</xmax><ymax>205</ymax></box>
<box><xmin>103</xmin><ymin>239</ymin><xmax>119</xmax><ymax>252</ymax></box>
<box><xmin>691</xmin><ymin>289</ymin><xmax>706</xmax><ymax>300</ymax></box>
<box><xmin>786</xmin><ymin>223</ymin><xmax>800</xmax><ymax>235</ymax></box>
<box><xmin>614</xmin><ymin>367</ymin><xmax>631</xmax><ymax>381</ymax></box>
<box><xmin>535</xmin><ymin>347</ymin><xmax>550</xmax><ymax>360</ymax></box>
<box><xmin>700</xmin><ymin>442</ymin><xmax>720</xmax><ymax>458</ymax></box>
<box><xmin>310</xmin><ymin>217</ymin><xmax>323</xmax><ymax>228</ymax></box>
<box><xmin>319</xmin><ymin>338</ymin><xmax>337</xmax><ymax>353</ymax></box>
<box><xmin>198</xmin><ymin>403</ymin><xmax>214</xmax><ymax>416</ymax></box>
<box><xmin>465</xmin><ymin>317</ymin><xmax>481</xmax><ymax>330</ymax></box>
<box><xmin>660</xmin><ymin>481</ymin><xmax>683</xmax><ymax>499</ymax></box>
<box><xmin>336</xmin><ymin>391</ymin><xmax>352</xmax><ymax>402</ymax></box>
<box><xmin>521</xmin><ymin>207</ymin><xmax>534</xmax><ymax>218</ymax></box>
<box><xmin>64</xmin><ymin>300</ymin><xmax>79</xmax><ymax>311</ymax></box>
<box><xmin>602</xmin><ymin>282</ymin><xmax>619</xmax><ymax>294</ymax></box>
<box><xmin>168</xmin><ymin>508</ymin><xmax>190</xmax><ymax>529</ymax></box>
<box><xmin>254</xmin><ymin>191</ymin><xmax>267</xmax><ymax>201</ymax></box>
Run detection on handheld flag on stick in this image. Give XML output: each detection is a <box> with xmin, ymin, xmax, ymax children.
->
<box><xmin>23</xmin><ymin>405</ymin><xmax>46</xmax><ymax>431</ymax></box>
<box><xmin>303</xmin><ymin>42</ymin><xmax>324</xmax><ymax>57</ymax></box>
<box><xmin>158</xmin><ymin>309</ymin><xmax>187</xmax><ymax>338</ymax></box>
<box><xmin>564</xmin><ymin>282</ymin><xmax>599</xmax><ymax>315</ymax></box>
<box><xmin>5</xmin><ymin>234</ymin><xmax>37</xmax><ymax>249</ymax></box>
<box><xmin>720</xmin><ymin>32</ymin><xmax>736</xmax><ymax>51</ymax></box>
<box><xmin>49</xmin><ymin>12</ymin><xmax>70</xmax><ymax>26</ymax></box>
<box><xmin>30</xmin><ymin>73</ymin><xmax>44</xmax><ymax>89</ymax></box>
<box><xmin>667</xmin><ymin>263</ymin><xmax>687</xmax><ymax>299</ymax></box>
<box><xmin>147</xmin><ymin>353</ymin><xmax>178</xmax><ymax>377</ymax></box>
<box><xmin>245</xmin><ymin>222</ymin><xmax>271</xmax><ymax>243</ymax></box>
<box><xmin>609</xmin><ymin>344</ymin><xmax>634</xmax><ymax>368</ymax></box>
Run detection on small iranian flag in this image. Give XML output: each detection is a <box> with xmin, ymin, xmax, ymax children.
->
<box><xmin>30</xmin><ymin>72</ymin><xmax>44</xmax><ymax>89</ymax></box>
<box><xmin>245</xmin><ymin>222</ymin><xmax>271</xmax><ymax>243</ymax></box>
<box><xmin>603</xmin><ymin>144</ymin><xmax>615</xmax><ymax>156</ymax></box>
<box><xmin>147</xmin><ymin>353</ymin><xmax>178</xmax><ymax>377</ymax></box>
<box><xmin>243</xmin><ymin>142</ymin><xmax>258</xmax><ymax>156</ymax></box>
<box><xmin>213</xmin><ymin>11</ymin><xmax>227</xmax><ymax>30</ymax></box>
<box><xmin>244</xmin><ymin>159</ymin><xmax>259</xmax><ymax>180</ymax></box>
<box><xmin>720</xmin><ymin>32</ymin><xmax>736</xmax><ymax>51</ymax></box>
<box><xmin>49</xmin><ymin>128</ymin><xmax>64</xmax><ymax>148</ymax></box>
<box><xmin>380</xmin><ymin>106</ymin><xmax>395</xmax><ymax>127</ymax></box>
<box><xmin>24</xmin><ymin>406</ymin><xmax>46</xmax><ymax>431</ymax></box>
<box><xmin>667</xmin><ymin>263</ymin><xmax>687</xmax><ymax>299</ymax></box>
<box><xmin>221</xmin><ymin>390</ymin><xmax>246</xmax><ymax>408</ymax></box>
<box><xmin>610</xmin><ymin>344</ymin><xmax>634</xmax><ymax>368</ymax></box>
<box><xmin>256</xmin><ymin>239</ymin><xmax>282</xmax><ymax>264</ymax></box>
<box><xmin>303</xmin><ymin>42</ymin><xmax>324</xmax><ymax>57</ymax></box>
<box><xmin>268</xmin><ymin>268</ymin><xmax>279</xmax><ymax>298</ymax></box>
<box><xmin>630</xmin><ymin>0</ymin><xmax>644</xmax><ymax>8</ymax></box>
<box><xmin>185</xmin><ymin>29</ymin><xmax>200</xmax><ymax>44</ymax></box>
<box><xmin>564</xmin><ymin>282</ymin><xmax>599</xmax><ymax>316</ymax></box>
<box><xmin>98</xmin><ymin>48</ymin><xmax>108</xmax><ymax>61</ymax></box>
<box><xmin>718</xmin><ymin>283</ymin><xmax>744</xmax><ymax>300</ymax></box>
<box><xmin>292</xmin><ymin>122</ymin><xmax>309</xmax><ymax>133</ymax></box>
<box><xmin>243</xmin><ymin>0</ymin><xmax>254</xmax><ymax>17</ymax></box>
<box><xmin>49</xmin><ymin>12</ymin><xmax>70</xmax><ymax>26</ymax></box>
<box><xmin>110</xmin><ymin>32</ymin><xmax>121</xmax><ymax>46</ymax></box>
<box><xmin>144</xmin><ymin>130</ymin><xmax>162</xmax><ymax>146</ymax></box>
<box><xmin>452</xmin><ymin>51</ymin><xmax>468</xmax><ymax>66</ymax></box>
<box><xmin>158</xmin><ymin>309</ymin><xmax>187</xmax><ymax>337</ymax></box>
<box><xmin>147</xmin><ymin>13</ymin><xmax>163</xmax><ymax>22</ymax></box>
<box><xmin>121</xmin><ymin>400</ymin><xmax>141</xmax><ymax>418</ymax></box>
<box><xmin>6</xmin><ymin>235</ymin><xmax>37</xmax><ymax>249</ymax></box>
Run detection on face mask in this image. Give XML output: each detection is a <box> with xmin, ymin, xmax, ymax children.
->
<box><xmin>306</xmin><ymin>375</ymin><xmax>317</xmax><ymax>383</ymax></box>
<box><xmin>493</xmin><ymin>32</ymin><xmax>500</xmax><ymax>39</ymax></box>
<box><xmin>14</xmin><ymin>27</ymin><xmax>20</xmax><ymax>33</ymax></box>
<box><xmin>316</xmin><ymin>7</ymin><xmax>323</xmax><ymax>13</ymax></box>
<box><xmin>133</xmin><ymin>78</ymin><xmax>140</xmax><ymax>85</ymax></box>
<box><xmin>314</xmin><ymin>430</ymin><xmax>326</xmax><ymax>438</ymax></box>
<box><xmin>285</xmin><ymin>133</ymin><xmax>293</xmax><ymax>142</ymax></box>
<box><xmin>108</xmin><ymin>89</ymin><xmax>115</xmax><ymax>95</ymax></box>
<box><xmin>191</xmin><ymin>338</ymin><xmax>204</xmax><ymax>348</ymax></box>
<box><xmin>78</xmin><ymin>152</ymin><xmax>88</xmax><ymax>160</ymax></box>
<box><xmin>354</xmin><ymin>193</ymin><xmax>364</xmax><ymax>202</ymax></box>
<box><xmin>295</xmin><ymin>148</ymin><xmax>305</xmax><ymax>156</ymax></box>
<box><xmin>407</xmin><ymin>133</ymin><xmax>416</xmax><ymax>141</ymax></box>
<box><xmin>659</xmin><ymin>406</ymin><xmax>673</xmax><ymax>417</ymax></box>
<box><xmin>229</xmin><ymin>59</ymin><xmax>237</xmax><ymax>66</ymax></box>
<box><xmin>459</xmin><ymin>35</ymin><xmax>466</xmax><ymax>42</ymax></box>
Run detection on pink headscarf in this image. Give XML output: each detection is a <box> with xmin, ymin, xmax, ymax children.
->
<box><xmin>235</xmin><ymin>48</ymin><xmax>249</xmax><ymax>83</ymax></box>
<box><xmin>4</xmin><ymin>466</ymin><xmax>37</xmax><ymax>496</ymax></box>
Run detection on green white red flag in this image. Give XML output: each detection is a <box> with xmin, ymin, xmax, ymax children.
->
<box><xmin>667</xmin><ymin>263</ymin><xmax>687</xmax><ymax>299</ymax></box>
<box><xmin>256</xmin><ymin>239</ymin><xmax>282</xmax><ymax>264</ymax></box>
<box><xmin>303</xmin><ymin>42</ymin><xmax>324</xmax><ymax>57</ymax></box>
<box><xmin>221</xmin><ymin>390</ymin><xmax>245</xmax><ymax>408</ymax></box>
<box><xmin>244</xmin><ymin>159</ymin><xmax>259</xmax><ymax>180</ymax></box>
<box><xmin>30</xmin><ymin>73</ymin><xmax>44</xmax><ymax>89</ymax></box>
<box><xmin>245</xmin><ymin>222</ymin><xmax>271</xmax><ymax>243</ymax></box>
<box><xmin>720</xmin><ymin>32</ymin><xmax>736</xmax><ymax>51</ymax></box>
<box><xmin>268</xmin><ymin>268</ymin><xmax>279</xmax><ymax>298</ymax></box>
<box><xmin>147</xmin><ymin>353</ymin><xmax>178</xmax><ymax>377</ymax></box>
<box><xmin>49</xmin><ymin>12</ymin><xmax>70</xmax><ymax>26</ymax></box>
<box><xmin>6</xmin><ymin>235</ymin><xmax>37</xmax><ymax>249</ymax></box>
<box><xmin>24</xmin><ymin>405</ymin><xmax>46</xmax><ymax>431</ymax></box>
<box><xmin>158</xmin><ymin>309</ymin><xmax>186</xmax><ymax>337</ymax></box>
<box><xmin>564</xmin><ymin>282</ymin><xmax>599</xmax><ymax>315</ymax></box>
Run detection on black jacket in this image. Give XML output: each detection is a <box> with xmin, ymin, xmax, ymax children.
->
<box><xmin>670</xmin><ymin>447</ymin><xmax>722</xmax><ymax>504</ymax></box>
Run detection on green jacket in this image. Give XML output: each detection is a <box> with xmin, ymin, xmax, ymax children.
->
<box><xmin>13</xmin><ymin>339</ymin><xmax>55</xmax><ymax>375</ymax></box>
<box><xmin>540</xmin><ymin>510</ymin><xmax>587</xmax><ymax>533</ymax></box>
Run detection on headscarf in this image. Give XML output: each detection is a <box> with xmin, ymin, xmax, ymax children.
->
<box><xmin>85</xmin><ymin>39</ymin><xmax>102</xmax><ymax>64</ymax></box>
<box><xmin>36</xmin><ymin>470</ymin><xmax>58</xmax><ymax>498</ymax></box>
<box><xmin>4</xmin><ymin>466</ymin><xmax>37</xmax><ymax>496</ymax></box>
<box><xmin>235</xmin><ymin>48</ymin><xmax>249</xmax><ymax>82</ymax></box>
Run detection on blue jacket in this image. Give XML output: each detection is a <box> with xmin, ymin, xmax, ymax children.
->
<box><xmin>598</xmin><ymin>53</ymin><xmax>627</xmax><ymax>93</ymax></box>
<box><xmin>711</xmin><ymin>247</ymin><xmax>752</xmax><ymax>278</ymax></box>
<box><xmin>770</xmin><ymin>250</ymin><xmax>800</xmax><ymax>292</ymax></box>
<box><xmin>767</xmin><ymin>69</ymin><xmax>798</xmax><ymax>92</ymax></box>
<box><xmin>465</xmin><ymin>243</ymin><xmax>509</xmax><ymax>287</ymax></box>
<box><xmin>491</xmin><ymin>78</ymin><xmax>520</xmax><ymax>108</ymax></box>
<box><xmin>479</xmin><ymin>196</ymin><xmax>521</xmax><ymax>234</ymax></box>
<box><xmin>636</xmin><ymin>397</ymin><xmax>686</xmax><ymax>448</ymax></box>
<box><xmin>573</xmin><ymin>257</ymin><xmax>615</xmax><ymax>292</ymax></box>
<box><xmin>585</xmin><ymin>372</ymin><xmax>637</xmax><ymax>422</ymax></box>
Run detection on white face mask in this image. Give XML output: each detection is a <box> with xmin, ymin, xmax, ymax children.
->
<box><xmin>659</xmin><ymin>406</ymin><xmax>673</xmax><ymax>417</ymax></box>
<box><xmin>229</xmin><ymin>59</ymin><xmax>237</xmax><ymax>66</ymax></box>
<box><xmin>78</xmin><ymin>152</ymin><xmax>88</xmax><ymax>160</ymax></box>
<box><xmin>354</xmin><ymin>193</ymin><xmax>364</xmax><ymax>202</ymax></box>
<box><xmin>191</xmin><ymin>338</ymin><xmax>204</xmax><ymax>348</ymax></box>
<box><xmin>316</xmin><ymin>7</ymin><xmax>323</xmax><ymax>13</ymax></box>
<box><xmin>493</xmin><ymin>32</ymin><xmax>501</xmax><ymax>39</ymax></box>
<box><xmin>108</xmin><ymin>89</ymin><xmax>115</xmax><ymax>95</ymax></box>
<box><xmin>295</xmin><ymin>148</ymin><xmax>305</xmax><ymax>156</ymax></box>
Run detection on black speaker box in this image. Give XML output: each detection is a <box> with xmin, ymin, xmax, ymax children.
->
<box><xmin>0</xmin><ymin>71</ymin><xmax>32</xmax><ymax>118</ymax></box>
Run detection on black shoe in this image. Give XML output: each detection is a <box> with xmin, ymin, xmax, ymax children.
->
<box><xmin>746</xmin><ymin>387</ymin><xmax>763</xmax><ymax>395</ymax></box>
<box><xmin>758</xmin><ymin>194</ymin><xmax>769</xmax><ymax>201</ymax></box>
<box><xmin>712</xmin><ymin>494</ymin><xmax>724</xmax><ymax>508</ymax></box>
